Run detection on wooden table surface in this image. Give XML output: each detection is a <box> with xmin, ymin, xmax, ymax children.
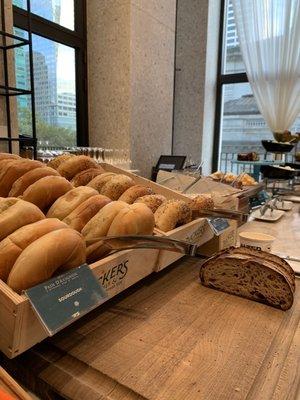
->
<box><xmin>1</xmin><ymin>206</ymin><xmax>299</xmax><ymax>400</ymax></box>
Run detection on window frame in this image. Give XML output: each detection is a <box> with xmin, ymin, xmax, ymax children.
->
<box><xmin>212</xmin><ymin>0</ymin><xmax>248</xmax><ymax>171</ymax></box>
<box><xmin>13</xmin><ymin>0</ymin><xmax>88</xmax><ymax>146</ymax></box>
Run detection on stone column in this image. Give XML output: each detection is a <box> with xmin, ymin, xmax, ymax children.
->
<box><xmin>173</xmin><ymin>0</ymin><xmax>221</xmax><ymax>174</ymax></box>
<box><xmin>87</xmin><ymin>0</ymin><xmax>176</xmax><ymax>177</ymax></box>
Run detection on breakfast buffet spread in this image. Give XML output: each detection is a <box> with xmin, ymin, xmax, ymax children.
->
<box><xmin>0</xmin><ymin>152</ymin><xmax>297</xmax><ymax>360</ymax></box>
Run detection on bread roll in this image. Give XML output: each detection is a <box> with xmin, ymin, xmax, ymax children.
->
<box><xmin>0</xmin><ymin>159</ymin><xmax>44</xmax><ymax>196</ymax></box>
<box><xmin>57</xmin><ymin>155</ymin><xmax>98</xmax><ymax>180</ymax></box>
<box><xmin>188</xmin><ymin>194</ymin><xmax>214</xmax><ymax>211</ymax></box>
<box><xmin>0</xmin><ymin>153</ymin><xmax>20</xmax><ymax>161</ymax></box>
<box><xmin>71</xmin><ymin>168</ymin><xmax>104</xmax><ymax>187</ymax></box>
<box><xmin>108</xmin><ymin>203</ymin><xmax>155</xmax><ymax>236</ymax></box>
<box><xmin>118</xmin><ymin>185</ymin><xmax>154</xmax><ymax>204</ymax></box>
<box><xmin>154</xmin><ymin>200</ymin><xmax>192</xmax><ymax>232</ymax></box>
<box><xmin>0</xmin><ymin>198</ymin><xmax>44</xmax><ymax>241</ymax></box>
<box><xmin>22</xmin><ymin>176</ymin><xmax>73</xmax><ymax>211</ymax></box>
<box><xmin>47</xmin><ymin>153</ymin><xmax>75</xmax><ymax>170</ymax></box>
<box><xmin>47</xmin><ymin>186</ymin><xmax>98</xmax><ymax>219</ymax></box>
<box><xmin>199</xmin><ymin>247</ymin><xmax>295</xmax><ymax>310</ymax></box>
<box><xmin>82</xmin><ymin>200</ymin><xmax>129</xmax><ymax>239</ymax></box>
<box><xmin>9</xmin><ymin>166</ymin><xmax>60</xmax><ymax>197</ymax></box>
<box><xmin>100</xmin><ymin>174</ymin><xmax>134</xmax><ymax>200</ymax></box>
<box><xmin>0</xmin><ymin>218</ymin><xmax>68</xmax><ymax>282</ymax></box>
<box><xmin>86</xmin><ymin>241</ymin><xmax>111</xmax><ymax>264</ymax></box>
<box><xmin>134</xmin><ymin>194</ymin><xmax>166</xmax><ymax>213</ymax></box>
<box><xmin>7</xmin><ymin>228</ymin><xmax>86</xmax><ymax>293</ymax></box>
<box><xmin>87</xmin><ymin>172</ymin><xmax>115</xmax><ymax>192</ymax></box>
<box><xmin>63</xmin><ymin>194</ymin><xmax>111</xmax><ymax>232</ymax></box>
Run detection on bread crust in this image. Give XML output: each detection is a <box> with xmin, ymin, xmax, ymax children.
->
<box><xmin>0</xmin><ymin>218</ymin><xmax>68</xmax><ymax>281</ymax></box>
<box><xmin>100</xmin><ymin>174</ymin><xmax>134</xmax><ymax>200</ymax></box>
<box><xmin>154</xmin><ymin>200</ymin><xmax>192</xmax><ymax>232</ymax></box>
<box><xmin>63</xmin><ymin>194</ymin><xmax>111</xmax><ymax>232</ymax></box>
<box><xmin>118</xmin><ymin>185</ymin><xmax>154</xmax><ymax>204</ymax></box>
<box><xmin>9</xmin><ymin>166</ymin><xmax>60</xmax><ymax>197</ymax></box>
<box><xmin>7</xmin><ymin>228</ymin><xmax>86</xmax><ymax>293</ymax></box>
<box><xmin>46</xmin><ymin>186</ymin><xmax>98</xmax><ymax>220</ymax></box>
<box><xmin>87</xmin><ymin>172</ymin><xmax>116</xmax><ymax>192</ymax></box>
<box><xmin>188</xmin><ymin>194</ymin><xmax>214</xmax><ymax>211</ymax></box>
<box><xmin>71</xmin><ymin>167</ymin><xmax>104</xmax><ymax>187</ymax></box>
<box><xmin>108</xmin><ymin>203</ymin><xmax>155</xmax><ymax>235</ymax></box>
<box><xmin>0</xmin><ymin>198</ymin><xmax>45</xmax><ymax>241</ymax></box>
<box><xmin>57</xmin><ymin>155</ymin><xmax>98</xmax><ymax>180</ymax></box>
<box><xmin>199</xmin><ymin>247</ymin><xmax>295</xmax><ymax>310</ymax></box>
<box><xmin>47</xmin><ymin>153</ymin><xmax>75</xmax><ymax>170</ymax></box>
<box><xmin>82</xmin><ymin>200</ymin><xmax>129</xmax><ymax>239</ymax></box>
<box><xmin>134</xmin><ymin>194</ymin><xmax>166</xmax><ymax>213</ymax></box>
<box><xmin>21</xmin><ymin>176</ymin><xmax>73</xmax><ymax>211</ymax></box>
<box><xmin>0</xmin><ymin>159</ymin><xmax>44</xmax><ymax>196</ymax></box>
<box><xmin>0</xmin><ymin>153</ymin><xmax>20</xmax><ymax>161</ymax></box>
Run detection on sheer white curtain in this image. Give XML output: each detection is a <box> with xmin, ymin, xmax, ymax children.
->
<box><xmin>232</xmin><ymin>0</ymin><xmax>300</xmax><ymax>133</ymax></box>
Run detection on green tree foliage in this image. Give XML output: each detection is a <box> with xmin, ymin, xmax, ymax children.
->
<box><xmin>18</xmin><ymin>107</ymin><xmax>76</xmax><ymax>147</ymax></box>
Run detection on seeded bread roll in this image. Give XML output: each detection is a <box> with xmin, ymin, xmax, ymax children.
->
<box><xmin>0</xmin><ymin>218</ymin><xmax>68</xmax><ymax>281</ymax></box>
<box><xmin>57</xmin><ymin>155</ymin><xmax>98</xmax><ymax>180</ymax></box>
<box><xmin>87</xmin><ymin>172</ymin><xmax>116</xmax><ymax>192</ymax></box>
<box><xmin>7</xmin><ymin>228</ymin><xmax>86</xmax><ymax>293</ymax></box>
<box><xmin>199</xmin><ymin>247</ymin><xmax>295</xmax><ymax>310</ymax></box>
<box><xmin>47</xmin><ymin>153</ymin><xmax>75</xmax><ymax>170</ymax></box>
<box><xmin>47</xmin><ymin>186</ymin><xmax>98</xmax><ymax>220</ymax></box>
<box><xmin>0</xmin><ymin>198</ymin><xmax>45</xmax><ymax>241</ymax></box>
<box><xmin>21</xmin><ymin>176</ymin><xmax>73</xmax><ymax>212</ymax></box>
<box><xmin>134</xmin><ymin>194</ymin><xmax>166</xmax><ymax>213</ymax></box>
<box><xmin>188</xmin><ymin>194</ymin><xmax>214</xmax><ymax>211</ymax></box>
<box><xmin>71</xmin><ymin>167</ymin><xmax>104</xmax><ymax>187</ymax></box>
<box><xmin>82</xmin><ymin>200</ymin><xmax>129</xmax><ymax>240</ymax></box>
<box><xmin>108</xmin><ymin>203</ymin><xmax>155</xmax><ymax>236</ymax></box>
<box><xmin>0</xmin><ymin>159</ymin><xmax>44</xmax><ymax>196</ymax></box>
<box><xmin>0</xmin><ymin>153</ymin><xmax>20</xmax><ymax>161</ymax></box>
<box><xmin>63</xmin><ymin>194</ymin><xmax>111</xmax><ymax>232</ymax></box>
<box><xmin>9</xmin><ymin>166</ymin><xmax>60</xmax><ymax>197</ymax></box>
<box><xmin>118</xmin><ymin>185</ymin><xmax>154</xmax><ymax>204</ymax></box>
<box><xmin>100</xmin><ymin>174</ymin><xmax>134</xmax><ymax>200</ymax></box>
<box><xmin>154</xmin><ymin>200</ymin><xmax>192</xmax><ymax>232</ymax></box>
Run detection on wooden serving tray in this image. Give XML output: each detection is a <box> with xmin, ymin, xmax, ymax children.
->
<box><xmin>0</xmin><ymin>164</ymin><xmax>218</xmax><ymax>358</ymax></box>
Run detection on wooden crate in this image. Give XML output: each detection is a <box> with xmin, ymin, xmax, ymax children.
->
<box><xmin>0</xmin><ymin>164</ymin><xmax>215</xmax><ymax>358</ymax></box>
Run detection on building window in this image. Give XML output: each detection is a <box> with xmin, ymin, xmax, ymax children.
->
<box><xmin>13</xmin><ymin>0</ymin><xmax>87</xmax><ymax>147</ymax></box>
<box><xmin>213</xmin><ymin>0</ymin><xmax>299</xmax><ymax>172</ymax></box>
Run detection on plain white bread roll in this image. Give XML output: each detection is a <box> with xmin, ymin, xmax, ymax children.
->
<box><xmin>0</xmin><ymin>153</ymin><xmax>20</xmax><ymax>161</ymax></box>
<box><xmin>87</xmin><ymin>172</ymin><xmax>116</xmax><ymax>192</ymax></box>
<box><xmin>0</xmin><ymin>159</ymin><xmax>44</xmax><ymax>197</ymax></box>
<box><xmin>0</xmin><ymin>198</ymin><xmax>45</xmax><ymax>241</ymax></box>
<box><xmin>0</xmin><ymin>218</ymin><xmax>68</xmax><ymax>282</ymax></box>
<box><xmin>21</xmin><ymin>175</ymin><xmax>73</xmax><ymax>212</ymax></box>
<box><xmin>108</xmin><ymin>203</ymin><xmax>155</xmax><ymax>235</ymax></box>
<box><xmin>7</xmin><ymin>228</ymin><xmax>86</xmax><ymax>293</ymax></box>
<box><xmin>57</xmin><ymin>155</ymin><xmax>98</xmax><ymax>180</ymax></box>
<box><xmin>47</xmin><ymin>186</ymin><xmax>98</xmax><ymax>220</ymax></box>
<box><xmin>82</xmin><ymin>200</ymin><xmax>129</xmax><ymax>240</ymax></box>
<box><xmin>118</xmin><ymin>185</ymin><xmax>154</xmax><ymax>204</ymax></box>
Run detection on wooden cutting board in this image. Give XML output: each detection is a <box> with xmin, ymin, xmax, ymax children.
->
<box><xmin>4</xmin><ymin>257</ymin><xmax>298</xmax><ymax>400</ymax></box>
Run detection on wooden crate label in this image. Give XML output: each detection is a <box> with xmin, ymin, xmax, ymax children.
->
<box><xmin>97</xmin><ymin>259</ymin><xmax>129</xmax><ymax>293</ymax></box>
<box><xmin>207</xmin><ymin>217</ymin><xmax>230</xmax><ymax>236</ymax></box>
<box><xmin>25</xmin><ymin>264</ymin><xmax>107</xmax><ymax>336</ymax></box>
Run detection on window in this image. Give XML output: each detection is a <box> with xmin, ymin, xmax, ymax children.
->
<box><xmin>213</xmin><ymin>0</ymin><xmax>299</xmax><ymax>172</ymax></box>
<box><xmin>12</xmin><ymin>0</ymin><xmax>87</xmax><ymax>147</ymax></box>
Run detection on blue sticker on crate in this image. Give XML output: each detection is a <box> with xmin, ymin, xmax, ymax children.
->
<box><xmin>207</xmin><ymin>217</ymin><xmax>230</xmax><ymax>236</ymax></box>
<box><xmin>25</xmin><ymin>264</ymin><xmax>107</xmax><ymax>336</ymax></box>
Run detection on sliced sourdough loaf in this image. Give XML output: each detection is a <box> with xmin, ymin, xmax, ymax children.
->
<box><xmin>199</xmin><ymin>247</ymin><xmax>295</xmax><ymax>310</ymax></box>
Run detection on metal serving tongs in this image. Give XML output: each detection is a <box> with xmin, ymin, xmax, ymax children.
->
<box><xmin>193</xmin><ymin>208</ymin><xmax>249</xmax><ymax>223</ymax></box>
<box><xmin>86</xmin><ymin>235</ymin><xmax>300</xmax><ymax>278</ymax></box>
<box><xmin>86</xmin><ymin>235</ymin><xmax>207</xmax><ymax>258</ymax></box>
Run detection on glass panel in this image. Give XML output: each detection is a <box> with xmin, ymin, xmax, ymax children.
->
<box><xmin>14</xmin><ymin>32</ymin><xmax>77</xmax><ymax>146</ymax></box>
<box><xmin>218</xmin><ymin>83</ymin><xmax>300</xmax><ymax>172</ymax></box>
<box><xmin>13</xmin><ymin>0</ymin><xmax>74</xmax><ymax>31</ymax></box>
<box><xmin>222</xmin><ymin>0</ymin><xmax>246</xmax><ymax>74</ymax></box>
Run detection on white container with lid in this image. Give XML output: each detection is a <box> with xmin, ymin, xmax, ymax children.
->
<box><xmin>239</xmin><ymin>231</ymin><xmax>276</xmax><ymax>252</ymax></box>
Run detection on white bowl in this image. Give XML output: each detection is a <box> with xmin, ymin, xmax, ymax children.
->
<box><xmin>239</xmin><ymin>231</ymin><xmax>275</xmax><ymax>252</ymax></box>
